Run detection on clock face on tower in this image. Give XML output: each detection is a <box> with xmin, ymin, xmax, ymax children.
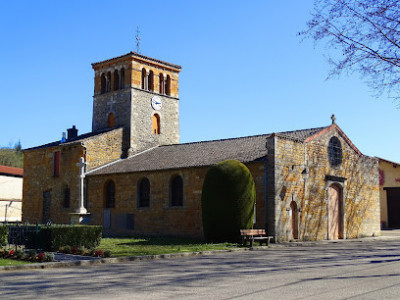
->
<box><xmin>151</xmin><ymin>96</ymin><xmax>162</xmax><ymax>111</ymax></box>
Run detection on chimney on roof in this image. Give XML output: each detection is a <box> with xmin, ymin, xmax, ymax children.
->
<box><xmin>67</xmin><ymin>125</ymin><xmax>78</xmax><ymax>140</ymax></box>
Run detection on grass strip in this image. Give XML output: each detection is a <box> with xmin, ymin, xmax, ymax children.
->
<box><xmin>0</xmin><ymin>258</ymin><xmax>30</xmax><ymax>266</ymax></box>
<box><xmin>99</xmin><ymin>237</ymin><xmax>238</xmax><ymax>257</ymax></box>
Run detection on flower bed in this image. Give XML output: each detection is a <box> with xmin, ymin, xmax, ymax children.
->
<box><xmin>0</xmin><ymin>248</ymin><xmax>54</xmax><ymax>262</ymax></box>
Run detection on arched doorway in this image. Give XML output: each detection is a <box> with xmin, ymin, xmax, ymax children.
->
<box><xmin>290</xmin><ymin>201</ymin><xmax>299</xmax><ymax>240</ymax></box>
<box><xmin>328</xmin><ymin>183</ymin><xmax>343</xmax><ymax>239</ymax></box>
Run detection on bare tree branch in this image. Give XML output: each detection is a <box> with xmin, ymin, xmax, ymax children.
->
<box><xmin>300</xmin><ymin>0</ymin><xmax>400</xmax><ymax>99</ymax></box>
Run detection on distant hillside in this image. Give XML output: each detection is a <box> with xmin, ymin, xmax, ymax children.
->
<box><xmin>0</xmin><ymin>143</ymin><xmax>23</xmax><ymax>168</ymax></box>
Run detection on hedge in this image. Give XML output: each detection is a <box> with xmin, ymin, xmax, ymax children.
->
<box><xmin>201</xmin><ymin>160</ymin><xmax>256</xmax><ymax>242</ymax></box>
<box><xmin>0</xmin><ymin>225</ymin><xmax>7</xmax><ymax>247</ymax></box>
<box><xmin>21</xmin><ymin>225</ymin><xmax>102</xmax><ymax>251</ymax></box>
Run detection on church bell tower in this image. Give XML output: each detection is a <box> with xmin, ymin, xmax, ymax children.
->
<box><xmin>91</xmin><ymin>52</ymin><xmax>181</xmax><ymax>155</ymax></box>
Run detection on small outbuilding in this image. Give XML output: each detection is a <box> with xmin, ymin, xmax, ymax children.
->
<box><xmin>0</xmin><ymin>165</ymin><xmax>23</xmax><ymax>223</ymax></box>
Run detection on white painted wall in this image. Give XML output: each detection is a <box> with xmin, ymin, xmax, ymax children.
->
<box><xmin>0</xmin><ymin>174</ymin><xmax>22</xmax><ymax>222</ymax></box>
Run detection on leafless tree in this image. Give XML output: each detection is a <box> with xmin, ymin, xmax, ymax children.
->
<box><xmin>301</xmin><ymin>0</ymin><xmax>400</xmax><ymax>98</ymax></box>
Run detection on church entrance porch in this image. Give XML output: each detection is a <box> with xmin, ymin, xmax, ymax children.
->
<box><xmin>328</xmin><ymin>184</ymin><xmax>343</xmax><ymax>240</ymax></box>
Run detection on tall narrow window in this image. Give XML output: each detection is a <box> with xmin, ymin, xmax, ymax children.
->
<box><xmin>101</xmin><ymin>74</ymin><xmax>106</xmax><ymax>94</ymax></box>
<box><xmin>105</xmin><ymin>180</ymin><xmax>115</xmax><ymax>208</ymax></box>
<box><xmin>106</xmin><ymin>72</ymin><xmax>111</xmax><ymax>92</ymax></box>
<box><xmin>166</xmin><ymin>75</ymin><xmax>171</xmax><ymax>96</ymax></box>
<box><xmin>63</xmin><ymin>186</ymin><xmax>70</xmax><ymax>208</ymax></box>
<box><xmin>108</xmin><ymin>112</ymin><xmax>115</xmax><ymax>128</ymax></box>
<box><xmin>120</xmin><ymin>68</ymin><xmax>125</xmax><ymax>89</ymax></box>
<box><xmin>328</xmin><ymin>136</ymin><xmax>343</xmax><ymax>166</ymax></box>
<box><xmin>152</xmin><ymin>114</ymin><xmax>160</xmax><ymax>134</ymax></box>
<box><xmin>53</xmin><ymin>151</ymin><xmax>60</xmax><ymax>177</ymax></box>
<box><xmin>159</xmin><ymin>73</ymin><xmax>165</xmax><ymax>94</ymax></box>
<box><xmin>170</xmin><ymin>175</ymin><xmax>183</xmax><ymax>207</ymax></box>
<box><xmin>138</xmin><ymin>178</ymin><xmax>150</xmax><ymax>207</ymax></box>
<box><xmin>141</xmin><ymin>68</ymin><xmax>147</xmax><ymax>90</ymax></box>
<box><xmin>113</xmin><ymin>70</ymin><xmax>119</xmax><ymax>91</ymax></box>
<box><xmin>148</xmin><ymin>70</ymin><xmax>154</xmax><ymax>91</ymax></box>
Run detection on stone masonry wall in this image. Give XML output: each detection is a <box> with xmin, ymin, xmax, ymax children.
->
<box><xmin>22</xmin><ymin>144</ymin><xmax>85</xmax><ymax>224</ymax></box>
<box><xmin>23</xmin><ymin>129</ymin><xmax>125</xmax><ymax>224</ymax></box>
<box><xmin>86</xmin><ymin>162</ymin><xmax>265</xmax><ymax>239</ymax></box>
<box><xmin>83</xmin><ymin>128</ymin><xmax>124</xmax><ymax>171</ymax></box>
<box><xmin>274</xmin><ymin>136</ymin><xmax>306</xmax><ymax>241</ymax></box>
<box><xmin>130</xmin><ymin>89</ymin><xmax>179</xmax><ymax>154</ymax></box>
<box><xmin>273</xmin><ymin>129</ymin><xmax>380</xmax><ymax>241</ymax></box>
<box><xmin>92</xmin><ymin>88</ymin><xmax>131</xmax><ymax>132</ymax></box>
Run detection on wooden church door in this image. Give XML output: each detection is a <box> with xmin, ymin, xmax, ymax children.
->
<box><xmin>328</xmin><ymin>184</ymin><xmax>342</xmax><ymax>239</ymax></box>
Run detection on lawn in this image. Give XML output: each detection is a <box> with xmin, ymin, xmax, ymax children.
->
<box><xmin>99</xmin><ymin>237</ymin><xmax>238</xmax><ymax>257</ymax></box>
<box><xmin>0</xmin><ymin>258</ymin><xmax>30</xmax><ymax>266</ymax></box>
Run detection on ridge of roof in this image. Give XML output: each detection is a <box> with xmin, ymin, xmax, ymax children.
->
<box><xmin>24</xmin><ymin>127</ymin><xmax>122</xmax><ymax>151</ymax></box>
<box><xmin>87</xmin><ymin>125</ymin><xmax>331</xmax><ymax>176</ymax></box>
<box><xmin>91</xmin><ymin>51</ymin><xmax>182</xmax><ymax>70</ymax></box>
<box><xmin>157</xmin><ymin>125</ymin><xmax>330</xmax><ymax>149</ymax></box>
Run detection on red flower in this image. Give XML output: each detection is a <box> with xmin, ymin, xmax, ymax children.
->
<box><xmin>94</xmin><ymin>249</ymin><xmax>104</xmax><ymax>257</ymax></box>
<box><xmin>36</xmin><ymin>252</ymin><xmax>45</xmax><ymax>261</ymax></box>
<box><xmin>8</xmin><ymin>250</ymin><xmax>15</xmax><ymax>256</ymax></box>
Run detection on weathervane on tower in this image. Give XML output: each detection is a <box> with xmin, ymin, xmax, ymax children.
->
<box><xmin>136</xmin><ymin>26</ymin><xmax>141</xmax><ymax>54</ymax></box>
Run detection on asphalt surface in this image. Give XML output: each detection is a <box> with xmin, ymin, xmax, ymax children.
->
<box><xmin>1</xmin><ymin>236</ymin><xmax>400</xmax><ymax>299</ymax></box>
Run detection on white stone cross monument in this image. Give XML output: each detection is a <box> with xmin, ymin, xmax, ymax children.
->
<box><xmin>70</xmin><ymin>157</ymin><xmax>89</xmax><ymax>224</ymax></box>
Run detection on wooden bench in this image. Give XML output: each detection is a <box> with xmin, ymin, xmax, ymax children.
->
<box><xmin>240</xmin><ymin>229</ymin><xmax>273</xmax><ymax>247</ymax></box>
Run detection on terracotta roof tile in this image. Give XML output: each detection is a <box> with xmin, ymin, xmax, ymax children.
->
<box><xmin>87</xmin><ymin>126</ymin><xmax>329</xmax><ymax>176</ymax></box>
<box><xmin>0</xmin><ymin>165</ymin><xmax>23</xmax><ymax>177</ymax></box>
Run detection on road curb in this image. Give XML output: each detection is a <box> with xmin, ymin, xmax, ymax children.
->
<box><xmin>2</xmin><ymin>235</ymin><xmax>399</xmax><ymax>272</ymax></box>
<box><xmin>0</xmin><ymin>247</ymin><xmax>252</xmax><ymax>272</ymax></box>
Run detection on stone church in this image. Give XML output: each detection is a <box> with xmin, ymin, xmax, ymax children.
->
<box><xmin>22</xmin><ymin>52</ymin><xmax>380</xmax><ymax>241</ymax></box>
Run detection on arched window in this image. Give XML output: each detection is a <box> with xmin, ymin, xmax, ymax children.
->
<box><xmin>101</xmin><ymin>74</ymin><xmax>106</xmax><ymax>94</ymax></box>
<box><xmin>106</xmin><ymin>72</ymin><xmax>111</xmax><ymax>92</ymax></box>
<box><xmin>148</xmin><ymin>70</ymin><xmax>154</xmax><ymax>91</ymax></box>
<box><xmin>170</xmin><ymin>175</ymin><xmax>183</xmax><ymax>207</ymax></box>
<box><xmin>108</xmin><ymin>112</ymin><xmax>115</xmax><ymax>128</ymax></box>
<box><xmin>113</xmin><ymin>70</ymin><xmax>119</xmax><ymax>91</ymax></box>
<box><xmin>120</xmin><ymin>68</ymin><xmax>125</xmax><ymax>89</ymax></box>
<box><xmin>166</xmin><ymin>75</ymin><xmax>171</xmax><ymax>96</ymax></box>
<box><xmin>138</xmin><ymin>178</ymin><xmax>150</xmax><ymax>207</ymax></box>
<box><xmin>141</xmin><ymin>68</ymin><xmax>147</xmax><ymax>90</ymax></box>
<box><xmin>328</xmin><ymin>136</ymin><xmax>343</xmax><ymax>166</ymax></box>
<box><xmin>152</xmin><ymin>114</ymin><xmax>160</xmax><ymax>134</ymax></box>
<box><xmin>159</xmin><ymin>73</ymin><xmax>165</xmax><ymax>94</ymax></box>
<box><xmin>104</xmin><ymin>180</ymin><xmax>115</xmax><ymax>208</ymax></box>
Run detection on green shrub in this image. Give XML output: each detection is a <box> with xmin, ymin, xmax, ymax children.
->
<box><xmin>201</xmin><ymin>160</ymin><xmax>256</xmax><ymax>242</ymax></box>
<box><xmin>46</xmin><ymin>225</ymin><xmax>102</xmax><ymax>251</ymax></box>
<box><xmin>15</xmin><ymin>249</ymin><xmax>24</xmax><ymax>259</ymax></box>
<box><xmin>44</xmin><ymin>252</ymin><xmax>55</xmax><ymax>262</ymax></box>
<box><xmin>25</xmin><ymin>225</ymin><xmax>102</xmax><ymax>251</ymax></box>
<box><xmin>0</xmin><ymin>225</ymin><xmax>8</xmax><ymax>247</ymax></box>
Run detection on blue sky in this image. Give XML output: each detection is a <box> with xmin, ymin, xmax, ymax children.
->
<box><xmin>1</xmin><ymin>1</ymin><xmax>399</xmax><ymax>162</ymax></box>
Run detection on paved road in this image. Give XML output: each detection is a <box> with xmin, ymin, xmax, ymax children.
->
<box><xmin>1</xmin><ymin>239</ymin><xmax>400</xmax><ymax>299</ymax></box>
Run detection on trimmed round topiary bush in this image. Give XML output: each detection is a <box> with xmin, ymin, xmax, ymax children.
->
<box><xmin>201</xmin><ymin>160</ymin><xmax>256</xmax><ymax>242</ymax></box>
